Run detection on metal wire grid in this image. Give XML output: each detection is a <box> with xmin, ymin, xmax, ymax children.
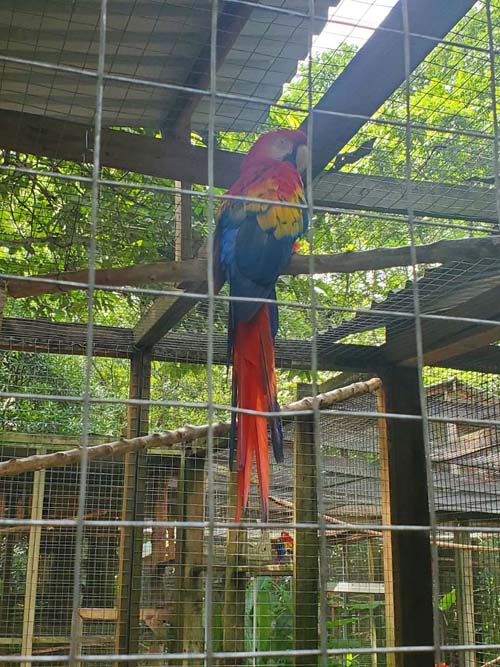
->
<box><xmin>0</xmin><ymin>0</ymin><xmax>500</xmax><ymax>663</ymax></box>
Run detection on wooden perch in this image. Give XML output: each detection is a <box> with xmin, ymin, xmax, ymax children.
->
<box><xmin>270</xmin><ymin>496</ymin><xmax>500</xmax><ymax>553</ymax></box>
<box><xmin>269</xmin><ymin>495</ymin><xmax>381</xmax><ymax>537</ymax></box>
<box><xmin>0</xmin><ymin>378</ymin><xmax>382</xmax><ymax>478</ymax></box>
<box><xmin>5</xmin><ymin>235</ymin><xmax>500</xmax><ymax>299</ymax></box>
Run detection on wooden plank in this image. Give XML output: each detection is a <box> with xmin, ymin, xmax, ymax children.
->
<box><xmin>327</xmin><ymin>582</ymin><xmax>385</xmax><ymax>594</ymax></box>
<box><xmin>433</xmin><ymin>345</ymin><xmax>500</xmax><ymax>375</ymax></box>
<box><xmin>221</xmin><ymin>472</ymin><xmax>247</xmax><ymax>667</ymax></box>
<box><xmin>21</xmin><ymin>464</ymin><xmax>46</xmax><ymax>667</ymax></box>
<box><xmin>293</xmin><ymin>385</ymin><xmax>319</xmax><ymax>667</ymax></box>
<box><xmin>114</xmin><ymin>351</ymin><xmax>151</xmax><ymax>666</ymax></box>
<box><xmin>381</xmin><ymin>368</ymin><xmax>433</xmax><ymax>667</ymax></box>
<box><xmin>377</xmin><ymin>389</ymin><xmax>397</xmax><ymax>667</ymax></box>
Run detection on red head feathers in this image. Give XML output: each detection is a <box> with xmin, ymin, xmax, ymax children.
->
<box><xmin>241</xmin><ymin>129</ymin><xmax>308</xmax><ymax>174</ymax></box>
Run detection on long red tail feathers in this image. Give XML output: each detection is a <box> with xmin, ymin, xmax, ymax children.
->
<box><xmin>233</xmin><ymin>306</ymin><xmax>277</xmax><ymax>522</ymax></box>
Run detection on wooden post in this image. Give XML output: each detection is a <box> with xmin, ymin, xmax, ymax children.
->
<box><xmin>115</xmin><ymin>351</ymin><xmax>151</xmax><ymax>665</ymax></box>
<box><xmin>174</xmin><ymin>181</ymin><xmax>193</xmax><ymax>261</ymax></box>
<box><xmin>294</xmin><ymin>385</ymin><xmax>319</xmax><ymax>667</ymax></box>
<box><xmin>172</xmin><ymin>452</ymin><xmax>187</xmax><ymax>653</ymax></box>
<box><xmin>174</xmin><ymin>125</ymin><xmax>193</xmax><ymax>262</ymax></box>
<box><xmin>21</xmin><ymin>464</ymin><xmax>46</xmax><ymax>667</ymax></box>
<box><xmin>151</xmin><ymin>472</ymin><xmax>169</xmax><ymax>567</ymax></box>
<box><xmin>381</xmin><ymin>367</ymin><xmax>434</xmax><ymax>667</ymax></box>
<box><xmin>180</xmin><ymin>452</ymin><xmax>206</xmax><ymax>666</ymax></box>
<box><xmin>377</xmin><ymin>389</ymin><xmax>396</xmax><ymax>667</ymax></box>
<box><xmin>221</xmin><ymin>471</ymin><xmax>247</xmax><ymax>667</ymax></box>
<box><xmin>0</xmin><ymin>486</ymin><xmax>16</xmax><ymax>635</ymax></box>
<box><xmin>456</xmin><ymin>527</ymin><xmax>476</xmax><ymax>667</ymax></box>
<box><xmin>367</xmin><ymin>540</ymin><xmax>378</xmax><ymax>667</ymax></box>
<box><xmin>171</xmin><ymin>450</ymin><xmax>206</xmax><ymax>663</ymax></box>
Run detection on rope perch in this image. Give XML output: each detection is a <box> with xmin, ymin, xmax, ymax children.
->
<box><xmin>0</xmin><ymin>378</ymin><xmax>382</xmax><ymax>478</ymax></box>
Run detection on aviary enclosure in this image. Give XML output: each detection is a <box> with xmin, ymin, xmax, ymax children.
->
<box><xmin>0</xmin><ymin>0</ymin><xmax>500</xmax><ymax>665</ymax></box>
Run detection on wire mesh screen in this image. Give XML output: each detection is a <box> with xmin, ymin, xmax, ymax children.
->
<box><xmin>1</xmin><ymin>0</ymin><xmax>500</xmax><ymax>665</ymax></box>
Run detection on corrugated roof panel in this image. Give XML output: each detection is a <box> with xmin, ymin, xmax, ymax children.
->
<box><xmin>0</xmin><ymin>0</ymin><xmax>340</xmax><ymax>132</ymax></box>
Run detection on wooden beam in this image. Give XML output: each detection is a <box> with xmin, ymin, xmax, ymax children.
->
<box><xmin>6</xmin><ymin>236</ymin><xmax>500</xmax><ymax>300</ymax></box>
<box><xmin>304</xmin><ymin>0</ymin><xmax>476</xmax><ymax>177</ymax></box>
<box><xmin>381</xmin><ymin>368</ymin><xmax>433</xmax><ymax>667</ymax></box>
<box><xmin>367</xmin><ymin>540</ymin><xmax>379</xmax><ymax>667</ymax></box>
<box><xmin>318</xmin><ymin>372</ymin><xmax>370</xmax><ymax>393</ymax></box>
<box><xmin>0</xmin><ymin>317</ymin><xmax>386</xmax><ymax>372</ymax></box>
<box><xmin>5</xmin><ymin>308</ymin><xmax>500</xmax><ymax>374</ymax></box>
<box><xmin>293</xmin><ymin>384</ymin><xmax>319</xmax><ymax>667</ymax></box>
<box><xmin>314</xmin><ymin>171</ymin><xmax>498</xmax><ymax>224</ymax></box>
<box><xmin>0</xmin><ymin>109</ymin><xmax>241</xmax><ymax>189</ymax></box>
<box><xmin>386</xmin><ymin>283</ymin><xmax>500</xmax><ymax>366</ymax></box>
<box><xmin>437</xmin><ymin>345</ymin><xmax>500</xmax><ymax>375</ymax></box>
<box><xmin>132</xmin><ymin>282</ymin><xmax>205</xmax><ymax>348</ymax></box>
<box><xmin>2</xmin><ymin>105</ymin><xmax>496</xmax><ymax>225</ymax></box>
<box><xmin>115</xmin><ymin>351</ymin><xmax>151</xmax><ymax>666</ymax></box>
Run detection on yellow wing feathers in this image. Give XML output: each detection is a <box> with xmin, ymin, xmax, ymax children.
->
<box><xmin>244</xmin><ymin>180</ymin><xmax>306</xmax><ymax>240</ymax></box>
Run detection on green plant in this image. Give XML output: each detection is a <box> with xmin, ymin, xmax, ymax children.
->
<box><xmin>245</xmin><ymin>576</ymin><xmax>293</xmax><ymax>666</ymax></box>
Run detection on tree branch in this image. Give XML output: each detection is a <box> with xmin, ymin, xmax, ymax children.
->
<box><xmin>5</xmin><ymin>236</ymin><xmax>500</xmax><ymax>299</ymax></box>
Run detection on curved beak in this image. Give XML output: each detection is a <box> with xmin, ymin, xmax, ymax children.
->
<box><xmin>295</xmin><ymin>143</ymin><xmax>308</xmax><ymax>174</ymax></box>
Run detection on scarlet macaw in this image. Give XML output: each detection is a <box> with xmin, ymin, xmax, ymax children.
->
<box><xmin>213</xmin><ymin>129</ymin><xmax>308</xmax><ymax>521</ymax></box>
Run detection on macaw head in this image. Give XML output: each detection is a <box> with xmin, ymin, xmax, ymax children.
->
<box><xmin>242</xmin><ymin>129</ymin><xmax>308</xmax><ymax>174</ymax></box>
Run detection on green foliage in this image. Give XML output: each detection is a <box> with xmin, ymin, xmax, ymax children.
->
<box><xmin>245</xmin><ymin>577</ymin><xmax>293</xmax><ymax>666</ymax></box>
<box><xmin>244</xmin><ymin>578</ymin><xmax>385</xmax><ymax>667</ymax></box>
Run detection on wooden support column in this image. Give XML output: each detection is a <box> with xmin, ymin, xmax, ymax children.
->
<box><xmin>151</xmin><ymin>472</ymin><xmax>169</xmax><ymax>568</ymax></box>
<box><xmin>377</xmin><ymin>389</ymin><xmax>396</xmax><ymax>667</ymax></box>
<box><xmin>381</xmin><ymin>367</ymin><xmax>433</xmax><ymax>667</ymax></box>
<box><xmin>171</xmin><ymin>452</ymin><xmax>186</xmax><ymax>654</ymax></box>
<box><xmin>367</xmin><ymin>540</ymin><xmax>379</xmax><ymax>667</ymax></box>
<box><xmin>174</xmin><ymin>181</ymin><xmax>193</xmax><ymax>261</ymax></box>
<box><xmin>171</xmin><ymin>450</ymin><xmax>206</xmax><ymax>663</ymax></box>
<box><xmin>177</xmin><ymin>451</ymin><xmax>206</xmax><ymax>666</ymax></box>
<box><xmin>221</xmin><ymin>471</ymin><xmax>247</xmax><ymax>667</ymax></box>
<box><xmin>456</xmin><ymin>527</ymin><xmax>476</xmax><ymax>667</ymax></box>
<box><xmin>115</xmin><ymin>351</ymin><xmax>151</xmax><ymax>665</ymax></box>
<box><xmin>294</xmin><ymin>385</ymin><xmax>319</xmax><ymax>667</ymax></box>
<box><xmin>21</xmin><ymin>464</ymin><xmax>46</xmax><ymax>667</ymax></box>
